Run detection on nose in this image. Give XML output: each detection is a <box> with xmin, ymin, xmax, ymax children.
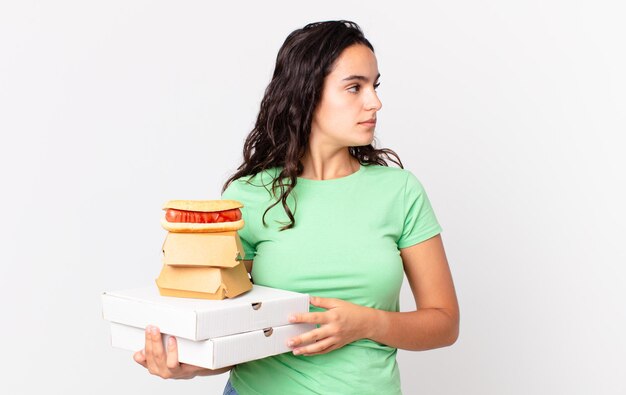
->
<box><xmin>365</xmin><ymin>89</ymin><xmax>382</xmax><ymax>111</ymax></box>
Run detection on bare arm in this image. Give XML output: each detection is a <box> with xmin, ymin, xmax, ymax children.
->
<box><xmin>369</xmin><ymin>234</ymin><xmax>459</xmax><ymax>350</ymax></box>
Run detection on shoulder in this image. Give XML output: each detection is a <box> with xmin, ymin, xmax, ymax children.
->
<box><xmin>221</xmin><ymin>167</ymin><xmax>281</xmax><ymax>201</ymax></box>
<box><xmin>362</xmin><ymin>164</ymin><xmax>408</xmax><ymax>177</ymax></box>
<box><xmin>361</xmin><ymin>164</ymin><xmax>422</xmax><ymax>189</ymax></box>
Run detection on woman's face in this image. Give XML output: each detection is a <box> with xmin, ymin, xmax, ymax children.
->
<box><xmin>310</xmin><ymin>44</ymin><xmax>382</xmax><ymax>149</ymax></box>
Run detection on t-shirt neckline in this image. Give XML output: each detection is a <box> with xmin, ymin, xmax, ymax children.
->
<box><xmin>296</xmin><ymin>163</ymin><xmax>366</xmax><ymax>184</ymax></box>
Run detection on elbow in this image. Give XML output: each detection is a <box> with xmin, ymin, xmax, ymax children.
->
<box><xmin>446</xmin><ymin>323</ymin><xmax>459</xmax><ymax>346</ymax></box>
<box><xmin>435</xmin><ymin>325</ymin><xmax>458</xmax><ymax>349</ymax></box>
<box><xmin>440</xmin><ymin>308</ymin><xmax>460</xmax><ymax>347</ymax></box>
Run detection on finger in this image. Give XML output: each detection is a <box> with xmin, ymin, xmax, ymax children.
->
<box><xmin>288</xmin><ymin>327</ymin><xmax>326</xmax><ymax>348</ymax></box>
<box><xmin>309</xmin><ymin>296</ymin><xmax>340</xmax><ymax>309</ymax></box>
<box><xmin>293</xmin><ymin>337</ymin><xmax>335</xmax><ymax>356</ymax></box>
<box><xmin>289</xmin><ymin>311</ymin><xmax>328</xmax><ymax>325</ymax></box>
<box><xmin>302</xmin><ymin>343</ymin><xmax>339</xmax><ymax>357</ymax></box>
<box><xmin>150</xmin><ymin>326</ymin><xmax>166</xmax><ymax>369</ymax></box>
<box><xmin>165</xmin><ymin>336</ymin><xmax>180</xmax><ymax>370</ymax></box>
<box><xmin>133</xmin><ymin>349</ymin><xmax>147</xmax><ymax>368</ymax></box>
<box><xmin>145</xmin><ymin>326</ymin><xmax>157</xmax><ymax>373</ymax></box>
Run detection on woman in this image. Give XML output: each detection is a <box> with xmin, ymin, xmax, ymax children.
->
<box><xmin>134</xmin><ymin>20</ymin><xmax>459</xmax><ymax>395</ymax></box>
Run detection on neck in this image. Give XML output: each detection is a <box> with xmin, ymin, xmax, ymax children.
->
<box><xmin>299</xmin><ymin>147</ymin><xmax>360</xmax><ymax>181</ymax></box>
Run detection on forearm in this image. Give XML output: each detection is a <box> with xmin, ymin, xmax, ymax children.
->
<box><xmin>194</xmin><ymin>365</ymin><xmax>233</xmax><ymax>377</ymax></box>
<box><xmin>367</xmin><ymin>308</ymin><xmax>459</xmax><ymax>351</ymax></box>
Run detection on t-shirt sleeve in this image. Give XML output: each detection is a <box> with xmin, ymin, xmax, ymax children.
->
<box><xmin>397</xmin><ymin>171</ymin><xmax>443</xmax><ymax>249</ymax></box>
<box><xmin>221</xmin><ymin>180</ymin><xmax>257</xmax><ymax>260</ymax></box>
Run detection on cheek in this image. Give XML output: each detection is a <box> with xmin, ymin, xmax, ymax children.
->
<box><xmin>324</xmin><ymin>96</ymin><xmax>356</xmax><ymax>123</ymax></box>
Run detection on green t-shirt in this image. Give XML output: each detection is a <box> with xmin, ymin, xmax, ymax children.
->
<box><xmin>221</xmin><ymin>163</ymin><xmax>442</xmax><ymax>395</ymax></box>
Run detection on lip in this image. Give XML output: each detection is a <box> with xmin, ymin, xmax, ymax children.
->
<box><xmin>359</xmin><ymin>119</ymin><xmax>377</xmax><ymax>126</ymax></box>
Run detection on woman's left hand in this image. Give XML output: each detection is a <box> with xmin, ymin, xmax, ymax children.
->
<box><xmin>286</xmin><ymin>296</ymin><xmax>376</xmax><ymax>356</ymax></box>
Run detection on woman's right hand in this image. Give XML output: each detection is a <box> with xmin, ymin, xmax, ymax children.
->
<box><xmin>133</xmin><ymin>325</ymin><xmax>214</xmax><ymax>379</ymax></box>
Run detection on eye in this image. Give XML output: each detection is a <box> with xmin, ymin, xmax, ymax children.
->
<box><xmin>348</xmin><ymin>82</ymin><xmax>381</xmax><ymax>94</ymax></box>
<box><xmin>348</xmin><ymin>85</ymin><xmax>361</xmax><ymax>93</ymax></box>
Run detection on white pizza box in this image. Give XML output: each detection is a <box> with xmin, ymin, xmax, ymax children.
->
<box><xmin>101</xmin><ymin>285</ymin><xmax>310</xmax><ymax>341</ymax></box>
<box><xmin>109</xmin><ymin>321</ymin><xmax>315</xmax><ymax>370</ymax></box>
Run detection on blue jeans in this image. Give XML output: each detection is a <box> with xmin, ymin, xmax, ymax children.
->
<box><xmin>223</xmin><ymin>379</ymin><xmax>239</xmax><ymax>395</ymax></box>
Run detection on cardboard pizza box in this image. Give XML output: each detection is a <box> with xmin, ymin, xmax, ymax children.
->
<box><xmin>101</xmin><ymin>284</ymin><xmax>311</xmax><ymax>340</ymax></box>
<box><xmin>109</xmin><ymin>321</ymin><xmax>316</xmax><ymax>370</ymax></box>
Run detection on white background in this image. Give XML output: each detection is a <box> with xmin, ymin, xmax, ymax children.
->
<box><xmin>1</xmin><ymin>1</ymin><xmax>625</xmax><ymax>394</ymax></box>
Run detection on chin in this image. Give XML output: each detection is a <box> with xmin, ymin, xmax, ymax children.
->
<box><xmin>356</xmin><ymin>136</ymin><xmax>375</xmax><ymax>147</ymax></box>
<box><xmin>342</xmin><ymin>130</ymin><xmax>375</xmax><ymax>148</ymax></box>
<box><xmin>349</xmin><ymin>142</ymin><xmax>374</xmax><ymax>149</ymax></box>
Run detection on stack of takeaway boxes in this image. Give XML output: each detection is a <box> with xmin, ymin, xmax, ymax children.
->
<box><xmin>101</xmin><ymin>200</ymin><xmax>314</xmax><ymax>369</ymax></box>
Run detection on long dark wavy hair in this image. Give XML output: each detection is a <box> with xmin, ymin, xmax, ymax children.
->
<box><xmin>223</xmin><ymin>20</ymin><xmax>403</xmax><ymax>231</ymax></box>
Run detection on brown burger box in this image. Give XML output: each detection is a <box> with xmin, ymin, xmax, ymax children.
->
<box><xmin>161</xmin><ymin>231</ymin><xmax>244</xmax><ymax>267</ymax></box>
<box><xmin>156</xmin><ymin>231</ymin><xmax>252</xmax><ymax>299</ymax></box>
<box><xmin>156</xmin><ymin>261</ymin><xmax>252</xmax><ymax>300</ymax></box>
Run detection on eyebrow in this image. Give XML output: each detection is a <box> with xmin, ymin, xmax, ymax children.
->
<box><xmin>341</xmin><ymin>73</ymin><xmax>381</xmax><ymax>83</ymax></box>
